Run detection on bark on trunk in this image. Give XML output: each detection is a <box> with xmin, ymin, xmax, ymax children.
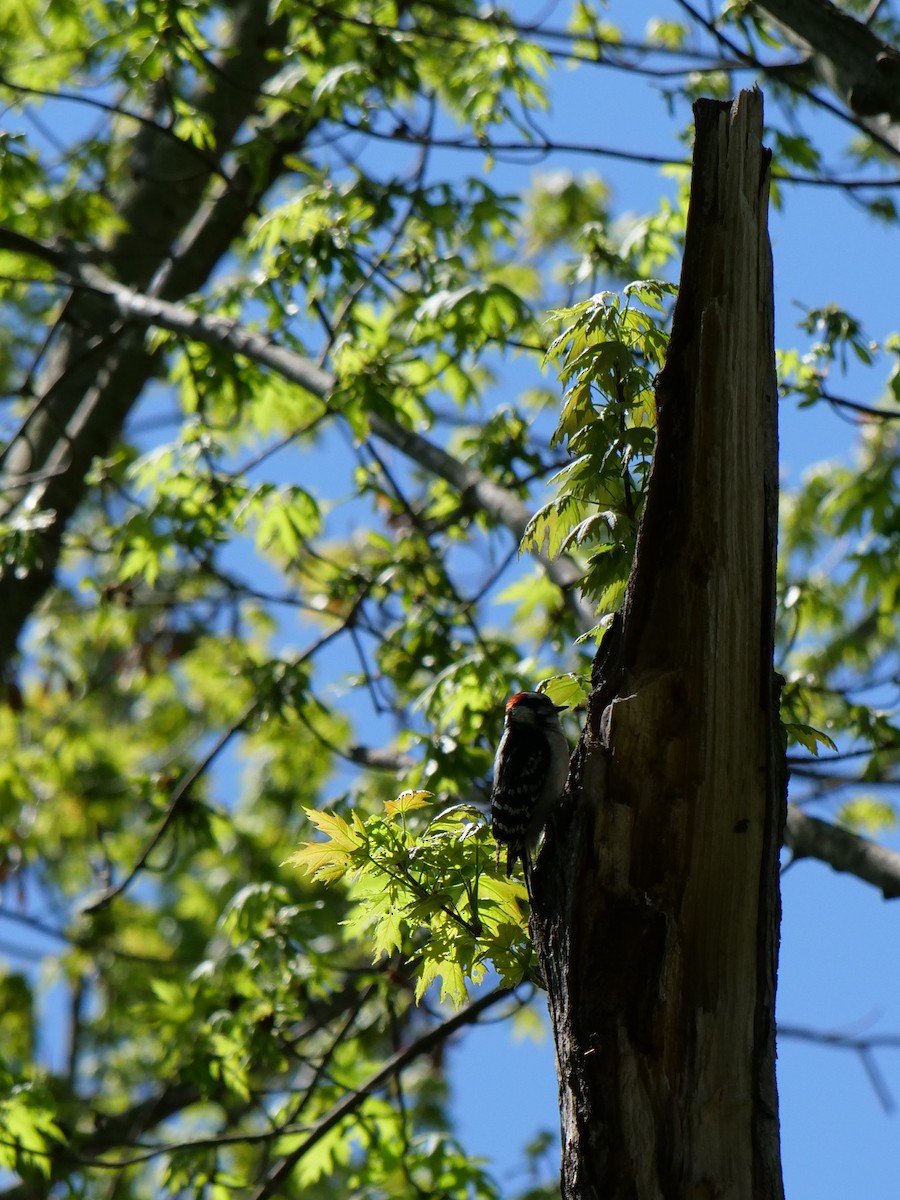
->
<box><xmin>531</xmin><ymin>89</ymin><xmax>786</xmax><ymax>1200</ymax></box>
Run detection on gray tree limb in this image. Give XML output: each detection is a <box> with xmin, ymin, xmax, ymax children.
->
<box><xmin>753</xmin><ymin>0</ymin><xmax>900</xmax><ymax>151</ymax></box>
<box><xmin>785</xmin><ymin>805</ymin><xmax>900</xmax><ymax>898</ymax></box>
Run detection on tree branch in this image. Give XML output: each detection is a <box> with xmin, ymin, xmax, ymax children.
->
<box><xmin>81</xmin><ymin>590</ymin><xmax>371</xmax><ymax>914</ymax></box>
<box><xmin>752</xmin><ymin>0</ymin><xmax>900</xmax><ymax>150</ymax></box>
<box><xmin>784</xmin><ymin>805</ymin><xmax>900</xmax><ymax>899</ymax></box>
<box><xmin>0</xmin><ymin>4</ymin><xmax>305</xmax><ymax>675</ymax></box>
<box><xmin>778</xmin><ymin>1019</ymin><xmax>900</xmax><ymax>1111</ymax></box>
<box><xmin>0</xmin><ymin>228</ymin><xmax>595</xmax><ymax>633</ymax></box>
<box><xmin>248</xmin><ymin>984</ymin><xmax>514</xmax><ymax>1200</ymax></box>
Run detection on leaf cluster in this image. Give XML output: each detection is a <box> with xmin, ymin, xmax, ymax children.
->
<box><xmin>291</xmin><ymin>793</ymin><xmax>533</xmax><ymax>1006</ymax></box>
<box><xmin>523</xmin><ymin>281</ymin><xmax>674</xmax><ymax>621</ymax></box>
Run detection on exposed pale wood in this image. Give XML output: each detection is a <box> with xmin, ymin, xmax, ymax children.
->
<box><xmin>532</xmin><ymin>89</ymin><xmax>785</xmax><ymax>1200</ymax></box>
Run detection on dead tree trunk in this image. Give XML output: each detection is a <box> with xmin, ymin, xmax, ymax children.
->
<box><xmin>531</xmin><ymin>89</ymin><xmax>786</xmax><ymax>1200</ymax></box>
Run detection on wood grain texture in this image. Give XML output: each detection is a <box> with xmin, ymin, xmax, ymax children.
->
<box><xmin>532</xmin><ymin>89</ymin><xmax>785</xmax><ymax>1200</ymax></box>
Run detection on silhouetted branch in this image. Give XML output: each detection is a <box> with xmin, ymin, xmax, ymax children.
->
<box><xmin>778</xmin><ymin>1020</ymin><xmax>900</xmax><ymax>1111</ymax></box>
<box><xmin>248</xmin><ymin>984</ymin><xmax>514</xmax><ymax>1200</ymax></box>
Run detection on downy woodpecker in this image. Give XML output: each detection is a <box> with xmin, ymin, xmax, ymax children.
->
<box><xmin>490</xmin><ymin>691</ymin><xmax>569</xmax><ymax>877</ymax></box>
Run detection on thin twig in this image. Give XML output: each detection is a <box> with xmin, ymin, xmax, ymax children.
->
<box><xmin>248</xmin><ymin>984</ymin><xmax>513</xmax><ymax>1200</ymax></box>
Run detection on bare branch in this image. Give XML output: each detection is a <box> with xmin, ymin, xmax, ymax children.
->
<box><xmin>821</xmin><ymin>388</ymin><xmax>900</xmax><ymax>421</ymax></box>
<box><xmin>778</xmin><ymin>1019</ymin><xmax>900</xmax><ymax>1111</ymax></box>
<box><xmin>784</xmin><ymin>805</ymin><xmax>900</xmax><ymax>899</ymax></box>
<box><xmin>753</xmin><ymin>0</ymin><xmax>900</xmax><ymax>136</ymax></box>
<box><xmin>677</xmin><ymin>0</ymin><xmax>900</xmax><ymax>161</ymax></box>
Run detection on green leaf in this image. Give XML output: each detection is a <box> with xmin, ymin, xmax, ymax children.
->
<box><xmin>783</xmin><ymin>722</ymin><xmax>838</xmax><ymax>755</ymax></box>
<box><xmin>286</xmin><ymin>807</ymin><xmax>366</xmax><ymax>881</ymax></box>
<box><xmin>385</xmin><ymin>789</ymin><xmax>433</xmax><ymax>817</ymax></box>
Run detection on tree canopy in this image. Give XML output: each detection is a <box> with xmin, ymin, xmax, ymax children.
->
<box><xmin>0</xmin><ymin>1</ymin><xmax>899</xmax><ymax>1197</ymax></box>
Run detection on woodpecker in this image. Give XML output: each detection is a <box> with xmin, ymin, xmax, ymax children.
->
<box><xmin>490</xmin><ymin>691</ymin><xmax>569</xmax><ymax>877</ymax></box>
